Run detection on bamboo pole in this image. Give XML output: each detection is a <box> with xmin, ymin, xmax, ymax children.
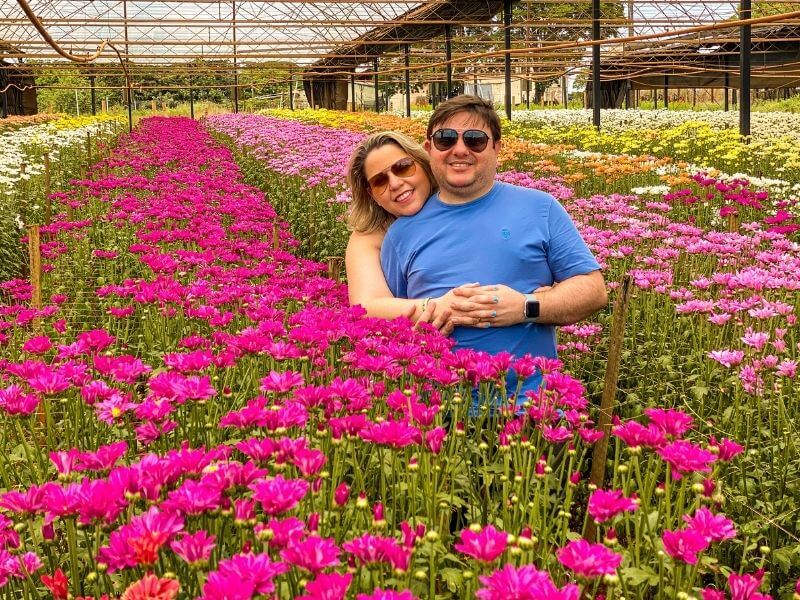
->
<box><xmin>585</xmin><ymin>274</ymin><xmax>633</xmax><ymax>542</ymax></box>
<box><xmin>27</xmin><ymin>226</ymin><xmax>42</xmax><ymax>311</ymax></box>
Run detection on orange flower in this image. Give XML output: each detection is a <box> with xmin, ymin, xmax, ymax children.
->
<box><xmin>122</xmin><ymin>573</ymin><xmax>180</xmax><ymax>600</ymax></box>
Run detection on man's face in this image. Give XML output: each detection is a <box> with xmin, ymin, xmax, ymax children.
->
<box><xmin>424</xmin><ymin>111</ymin><xmax>501</xmax><ymax>204</ymax></box>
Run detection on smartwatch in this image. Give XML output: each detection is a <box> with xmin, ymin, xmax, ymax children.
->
<box><xmin>523</xmin><ymin>293</ymin><xmax>540</xmax><ymax>323</ymax></box>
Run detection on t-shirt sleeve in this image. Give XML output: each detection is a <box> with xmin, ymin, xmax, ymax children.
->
<box><xmin>379</xmin><ymin>233</ymin><xmax>408</xmax><ymax>298</ymax></box>
<box><xmin>546</xmin><ymin>198</ymin><xmax>601</xmax><ymax>282</ymax></box>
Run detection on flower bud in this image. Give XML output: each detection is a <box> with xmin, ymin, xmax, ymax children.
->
<box><xmin>425</xmin><ymin>530</ymin><xmax>439</xmax><ymax>543</ymax></box>
<box><xmin>414</xmin><ymin>570</ymin><xmax>427</xmax><ymax>581</ymax></box>
<box><xmin>356</xmin><ymin>492</ymin><xmax>369</xmax><ymax>509</ymax></box>
<box><xmin>463</xmin><ymin>570</ymin><xmax>474</xmax><ymax>580</ymax></box>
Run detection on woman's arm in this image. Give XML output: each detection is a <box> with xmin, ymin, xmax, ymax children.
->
<box><xmin>345</xmin><ymin>230</ymin><xmax>431</xmax><ymax>322</ymax></box>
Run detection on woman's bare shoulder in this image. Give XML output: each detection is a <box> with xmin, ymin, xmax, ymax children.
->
<box><xmin>347</xmin><ymin>229</ymin><xmax>386</xmax><ymax>251</ymax></box>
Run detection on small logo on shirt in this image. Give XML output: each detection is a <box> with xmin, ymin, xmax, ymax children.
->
<box><xmin>500</xmin><ymin>228</ymin><xmax>511</xmax><ymax>240</ymax></box>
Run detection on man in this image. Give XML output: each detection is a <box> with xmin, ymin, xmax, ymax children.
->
<box><xmin>380</xmin><ymin>95</ymin><xmax>607</xmax><ymax>400</ymax></box>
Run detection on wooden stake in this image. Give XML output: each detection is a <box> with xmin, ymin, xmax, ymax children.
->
<box><xmin>585</xmin><ymin>274</ymin><xmax>633</xmax><ymax>542</ymax></box>
<box><xmin>86</xmin><ymin>131</ymin><xmax>92</xmax><ymax>165</ymax></box>
<box><xmin>272</xmin><ymin>222</ymin><xmax>280</xmax><ymax>251</ymax></box>
<box><xmin>27</xmin><ymin>226</ymin><xmax>42</xmax><ymax>311</ymax></box>
<box><xmin>326</xmin><ymin>257</ymin><xmax>343</xmax><ymax>281</ymax></box>
<box><xmin>43</xmin><ymin>153</ymin><xmax>52</xmax><ymax>226</ymax></box>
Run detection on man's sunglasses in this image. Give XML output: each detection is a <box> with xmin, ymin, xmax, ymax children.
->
<box><xmin>430</xmin><ymin>128</ymin><xmax>492</xmax><ymax>152</ymax></box>
<box><xmin>367</xmin><ymin>157</ymin><xmax>417</xmax><ymax>196</ymax></box>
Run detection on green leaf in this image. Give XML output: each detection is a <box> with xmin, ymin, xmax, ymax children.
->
<box><xmin>439</xmin><ymin>568</ymin><xmax>464</xmax><ymax>593</ymax></box>
<box><xmin>622</xmin><ymin>566</ymin><xmax>660</xmax><ymax>587</ymax></box>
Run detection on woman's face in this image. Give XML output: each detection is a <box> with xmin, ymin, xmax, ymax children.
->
<box><xmin>363</xmin><ymin>143</ymin><xmax>432</xmax><ymax>218</ymax></box>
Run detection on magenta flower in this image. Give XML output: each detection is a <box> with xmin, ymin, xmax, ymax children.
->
<box><xmin>249</xmin><ymin>475</ymin><xmax>309</xmax><ymax>515</ymax></box>
<box><xmin>644</xmin><ymin>408</ymin><xmax>694</xmax><ymax>437</ymax></box>
<box><xmin>297</xmin><ymin>572</ymin><xmax>352</xmax><ymax>600</ymax></box>
<box><xmin>683</xmin><ymin>507</ymin><xmax>736</xmax><ymax>542</ymax></box>
<box><xmin>728</xmin><ymin>571</ymin><xmax>766</xmax><ymax>600</ymax></box>
<box><xmin>477</xmin><ymin>563</ymin><xmax>580</xmax><ymax>600</ymax></box>
<box><xmin>170</xmin><ymin>530</ymin><xmax>216</xmax><ymax>565</ymax></box>
<box><xmin>22</xmin><ymin>335</ymin><xmax>52</xmax><ymax>354</ymax></box>
<box><xmin>710</xmin><ymin>436</ymin><xmax>745</xmax><ymax>461</ymax></box>
<box><xmin>359</xmin><ymin>419</ymin><xmax>422</xmax><ymax>449</ymax></box>
<box><xmin>701</xmin><ymin>588</ymin><xmax>726</xmax><ymax>600</ymax></box>
<box><xmin>333</xmin><ymin>482</ymin><xmax>350</xmax><ymax>507</ymax></box>
<box><xmin>342</xmin><ymin>534</ymin><xmax>411</xmax><ymax>571</ymax></box>
<box><xmin>0</xmin><ymin>385</ymin><xmax>40</xmax><ymax>416</ymax></box>
<box><xmin>257</xmin><ymin>517</ymin><xmax>305</xmax><ymax>550</ymax></box>
<box><xmin>27</xmin><ymin>369</ymin><xmax>70</xmax><ymax>395</ymax></box>
<box><xmin>280</xmin><ymin>535</ymin><xmax>341</xmax><ymax>574</ymax></box>
<box><xmin>662</xmin><ymin>528</ymin><xmax>710</xmax><ymax>565</ymax></box>
<box><xmin>612</xmin><ymin>420</ymin><xmax>666</xmax><ymax>449</ymax></box>
<box><xmin>356</xmin><ymin>589</ymin><xmax>419</xmax><ymax>600</ymax></box>
<box><xmin>587</xmin><ymin>489</ymin><xmax>638</xmax><ymax>523</ymax></box>
<box><xmin>201</xmin><ymin>571</ymin><xmax>256</xmax><ymax>600</ymax></box>
<box><xmin>658</xmin><ymin>439</ymin><xmax>717</xmax><ymax>476</ymax></box>
<box><xmin>454</xmin><ymin>525</ymin><xmax>508</xmax><ymax>563</ymax></box>
<box><xmin>215</xmin><ymin>552</ymin><xmax>289</xmax><ymax>595</ymax></box>
<box><xmin>556</xmin><ymin>539</ymin><xmax>623</xmax><ymax>577</ymax></box>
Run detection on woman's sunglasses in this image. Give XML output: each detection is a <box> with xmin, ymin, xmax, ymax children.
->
<box><xmin>367</xmin><ymin>157</ymin><xmax>417</xmax><ymax>196</ymax></box>
<box><xmin>430</xmin><ymin>128</ymin><xmax>491</xmax><ymax>152</ymax></box>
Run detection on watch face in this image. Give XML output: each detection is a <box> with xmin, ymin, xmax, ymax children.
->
<box><xmin>525</xmin><ymin>299</ymin><xmax>540</xmax><ymax>319</ymax></box>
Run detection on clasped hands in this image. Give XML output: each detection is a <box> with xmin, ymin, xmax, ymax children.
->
<box><xmin>408</xmin><ymin>282</ymin><xmax>553</xmax><ymax>334</ymax></box>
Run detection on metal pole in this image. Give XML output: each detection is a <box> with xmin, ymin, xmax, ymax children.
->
<box><xmin>190</xmin><ymin>76</ymin><xmax>195</xmax><ymax>118</ymax></box>
<box><xmin>445</xmin><ymin>25</ymin><xmax>453</xmax><ymax>99</ymax></box>
<box><xmin>504</xmin><ymin>0</ymin><xmax>512</xmax><ymax>120</ymax></box>
<box><xmin>592</xmin><ymin>0</ymin><xmax>601</xmax><ymax>128</ymax></box>
<box><xmin>232</xmin><ymin>0</ymin><xmax>239</xmax><ymax>113</ymax></box>
<box><xmin>404</xmin><ymin>44</ymin><xmax>411</xmax><ymax>117</ymax></box>
<box><xmin>351</xmin><ymin>72</ymin><xmax>356</xmax><ymax>111</ymax></box>
<box><xmin>288</xmin><ymin>75</ymin><xmax>294</xmax><ymax>110</ymax></box>
<box><xmin>724</xmin><ymin>68</ymin><xmax>729</xmax><ymax>111</ymax></box>
<box><xmin>374</xmin><ymin>57</ymin><xmax>379</xmax><ymax>113</ymax></box>
<box><xmin>739</xmin><ymin>0</ymin><xmax>751</xmax><ymax>137</ymax></box>
<box><xmin>663</xmin><ymin>75</ymin><xmax>669</xmax><ymax>109</ymax></box>
<box><xmin>526</xmin><ymin>77</ymin><xmax>531</xmax><ymax>109</ymax></box>
<box><xmin>122</xmin><ymin>0</ymin><xmax>132</xmax><ymax>131</ymax></box>
<box><xmin>127</xmin><ymin>87</ymin><xmax>133</xmax><ymax>132</ymax></box>
<box><xmin>90</xmin><ymin>75</ymin><xmax>96</xmax><ymax>115</ymax></box>
<box><xmin>1</xmin><ymin>69</ymin><xmax>9</xmax><ymax>118</ymax></box>
<box><xmin>562</xmin><ymin>75</ymin><xmax>568</xmax><ymax>108</ymax></box>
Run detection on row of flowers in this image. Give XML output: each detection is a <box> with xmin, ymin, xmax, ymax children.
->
<box><xmin>207</xmin><ymin>110</ymin><xmax>800</xmax><ymax>595</ymax></box>
<box><xmin>0</xmin><ymin>115</ymin><xmax>779</xmax><ymax>599</ymax></box>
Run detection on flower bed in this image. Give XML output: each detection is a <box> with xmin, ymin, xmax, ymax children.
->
<box><xmin>208</xmin><ymin>111</ymin><xmax>800</xmax><ymax>597</ymax></box>
<box><xmin>0</xmin><ymin>116</ymin><xmax>782</xmax><ymax>599</ymax></box>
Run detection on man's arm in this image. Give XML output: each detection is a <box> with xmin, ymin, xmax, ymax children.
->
<box><xmin>532</xmin><ymin>270</ymin><xmax>607</xmax><ymax>325</ymax></box>
<box><xmin>448</xmin><ymin>271</ymin><xmax>607</xmax><ymax>328</ymax></box>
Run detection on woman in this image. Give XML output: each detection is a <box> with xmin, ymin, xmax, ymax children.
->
<box><xmin>345</xmin><ymin>131</ymin><xmax>520</xmax><ymax>330</ymax></box>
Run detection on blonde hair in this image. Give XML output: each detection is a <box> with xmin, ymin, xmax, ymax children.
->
<box><xmin>346</xmin><ymin>131</ymin><xmax>436</xmax><ymax>233</ymax></box>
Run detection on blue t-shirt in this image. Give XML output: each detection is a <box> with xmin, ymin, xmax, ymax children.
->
<box><xmin>381</xmin><ymin>181</ymin><xmax>600</xmax><ymax>399</ymax></box>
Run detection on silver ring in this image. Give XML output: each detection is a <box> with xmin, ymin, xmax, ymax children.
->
<box><xmin>490</xmin><ymin>310</ymin><xmax>497</xmax><ymax>318</ymax></box>
<box><xmin>492</xmin><ymin>295</ymin><xmax>499</xmax><ymax>304</ymax></box>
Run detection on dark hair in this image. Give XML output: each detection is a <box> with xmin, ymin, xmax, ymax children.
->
<box><xmin>346</xmin><ymin>131</ymin><xmax>436</xmax><ymax>233</ymax></box>
<box><xmin>426</xmin><ymin>95</ymin><xmax>502</xmax><ymax>143</ymax></box>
